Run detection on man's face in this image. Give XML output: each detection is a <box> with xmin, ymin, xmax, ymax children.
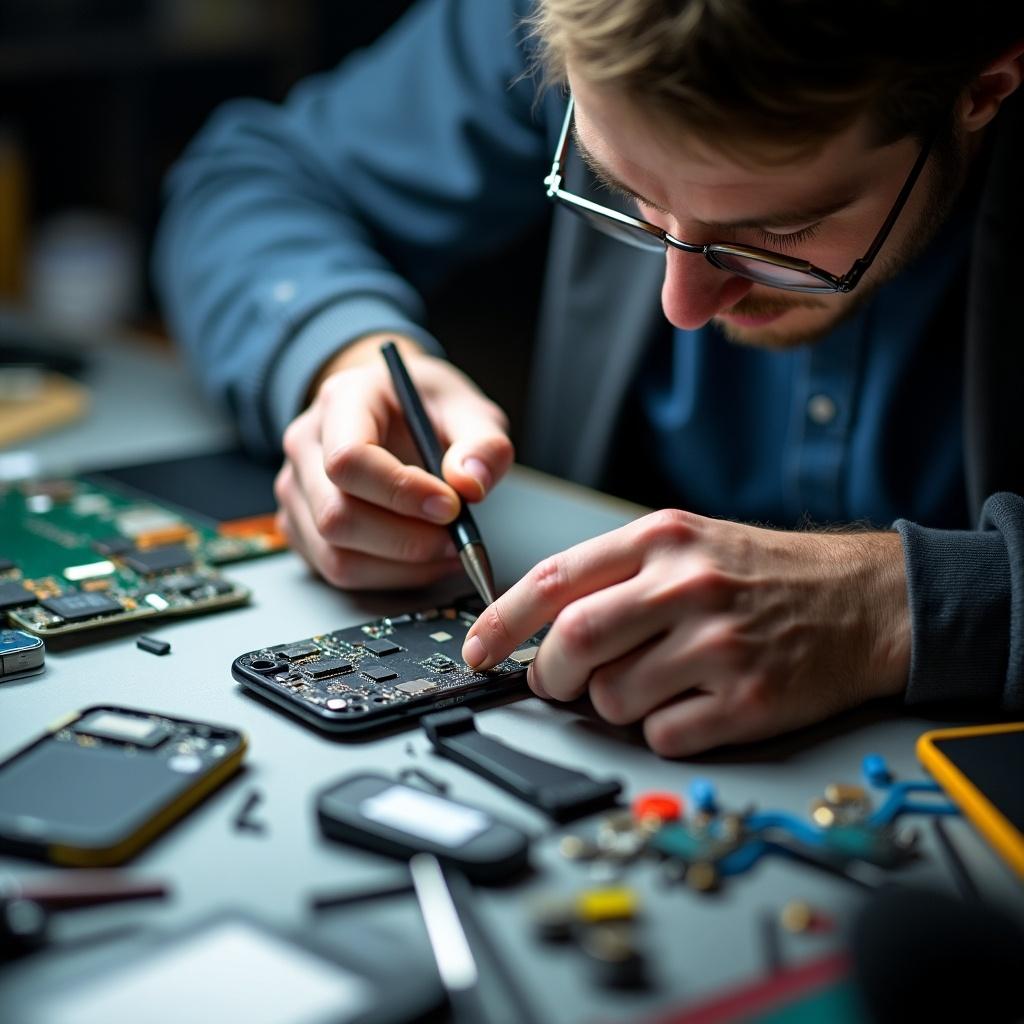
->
<box><xmin>569</xmin><ymin>73</ymin><xmax>963</xmax><ymax>349</ymax></box>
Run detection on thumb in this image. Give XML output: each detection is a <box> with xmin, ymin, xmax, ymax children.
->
<box><xmin>438</xmin><ymin>399</ymin><xmax>514</xmax><ymax>502</ymax></box>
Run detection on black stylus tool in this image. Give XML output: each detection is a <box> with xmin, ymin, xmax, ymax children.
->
<box><xmin>422</xmin><ymin>708</ymin><xmax>623</xmax><ymax>822</ymax></box>
<box><xmin>381</xmin><ymin>341</ymin><xmax>497</xmax><ymax>606</ymax></box>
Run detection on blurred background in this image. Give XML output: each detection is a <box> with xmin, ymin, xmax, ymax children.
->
<box><xmin>0</xmin><ymin>0</ymin><xmax>548</xmax><ymax>448</ymax></box>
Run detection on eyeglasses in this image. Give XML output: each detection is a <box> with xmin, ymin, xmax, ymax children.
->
<box><xmin>544</xmin><ymin>95</ymin><xmax>934</xmax><ymax>294</ymax></box>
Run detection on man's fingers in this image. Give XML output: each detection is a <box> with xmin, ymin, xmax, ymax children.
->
<box><xmin>278</xmin><ymin>477</ymin><xmax>462</xmax><ymax>590</ymax></box>
<box><xmin>437</xmin><ymin>401</ymin><xmax>514</xmax><ymax>502</ymax></box>
<box><xmin>463</xmin><ymin>524</ymin><xmax>646</xmax><ymax>671</ymax></box>
<box><xmin>640</xmin><ymin>693</ymin><xmax>741</xmax><ymax>759</ymax></box>
<box><xmin>527</xmin><ymin>577</ymin><xmax>665</xmax><ymax>703</ymax></box>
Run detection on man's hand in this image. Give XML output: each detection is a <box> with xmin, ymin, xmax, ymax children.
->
<box><xmin>461</xmin><ymin>510</ymin><xmax>910</xmax><ymax>757</ymax></box>
<box><xmin>275</xmin><ymin>334</ymin><xmax>513</xmax><ymax>590</ymax></box>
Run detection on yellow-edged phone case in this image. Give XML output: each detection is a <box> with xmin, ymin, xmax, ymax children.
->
<box><xmin>917</xmin><ymin>721</ymin><xmax>1024</xmax><ymax>880</ymax></box>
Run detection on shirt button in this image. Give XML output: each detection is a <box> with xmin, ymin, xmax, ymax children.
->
<box><xmin>807</xmin><ymin>393</ymin><xmax>837</xmax><ymax>425</ymax></box>
<box><xmin>271</xmin><ymin>280</ymin><xmax>296</xmax><ymax>303</ymax></box>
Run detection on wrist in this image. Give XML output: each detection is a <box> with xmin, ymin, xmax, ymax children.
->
<box><xmin>858</xmin><ymin>531</ymin><xmax>911</xmax><ymax>699</ymax></box>
<box><xmin>309</xmin><ymin>332</ymin><xmax>426</xmax><ymax>400</ymax></box>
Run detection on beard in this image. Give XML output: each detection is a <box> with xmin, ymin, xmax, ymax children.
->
<box><xmin>714</xmin><ymin>124</ymin><xmax>971</xmax><ymax>351</ymax></box>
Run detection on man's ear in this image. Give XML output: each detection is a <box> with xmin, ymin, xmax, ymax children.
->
<box><xmin>958</xmin><ymin>41</ymin><xmax>1024</xmax><ymax>133</ymax></box>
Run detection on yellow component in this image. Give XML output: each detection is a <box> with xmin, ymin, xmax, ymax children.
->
<box><xmin>810</xmin><ymin>800</ymin><xmax>836</xmax><ymax>828</ymax></box>
<box><xmin>917</xmin><ymin>722</ymin><xmax>1024</xmax><ymax>880</ymax></box>
<box><xmin>824</xmin><ymin>783</ymin><xmax>868</xmax><ymax>806</ymax></box>
<box><xmin>82</xmin><ymin>579</ymin><xmax>111</xmax><ymax>592</ymax></box>
<box><xmin>121</xmin><ymin>598</ymin><xmax>137</xmax><ymax>610</ymax></box>
<box><xmin>574</xmin><ymin>887</ymin><xmax>639</xmax><ymax>923</ymax></box>
<box><xmin>135</xmin><ymin>525</ymin><xmax>196</xmax><ymax>549</ymax></box>
<box><xmin>48</xmin><ymin>735</ymin><xmax>248</xmax><ymax>867</ymax></box>
<box><xmin>780</xmin><ymin>900</ymin><xmax>815</xmax><ymax>934</ymax></box>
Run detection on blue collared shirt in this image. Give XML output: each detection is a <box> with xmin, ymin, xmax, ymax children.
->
<box><xmin>639</xmin><ymin>208</ymin><xmax>972</xmax><ymax>530</ymax></box>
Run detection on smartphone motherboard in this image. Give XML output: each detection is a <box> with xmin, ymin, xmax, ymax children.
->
<box><xmin>0</xmin><ymin>475</ymin><xmax>254</xmax><ymax>639</ymax></box>
<box><xmin>232</xmin><ymin>596</ymin><xmax>544</xmax><ymax>735</ymax></box>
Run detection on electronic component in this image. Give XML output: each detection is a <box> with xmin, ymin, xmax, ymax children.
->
<box><xmin>121</xmin><ymin>545</ymin><xmax>194</xmax><ymax>576</ymax></box>
<box><xmin>423</xmin><ymin>708</ymin><xmax>623</xmax><ymax>822</ymax></box>
<box><xmin>0</xmin><ymin>473</ymin><xmax>252</xmax><ymax>639</ymax></box>
<box><xmin>361</xmin><ymin>664</ymin><xmax>398</xmax><ymax>683</ymax></box>
<box><xmin>136</xmin><ymin>635</ymin><xmax>171</xmax><ymax>657</ymax></box>
<box><xmin>396</xmin><ymin>678</ymin><xmax>436</xmax><ymax>695</ymax></box>
<box><xmin>73</xmin><ymin>709</ymin><xmax>171</xmax><ymax>748</ymax></box>
<box><xmin>280</xmin><ymin>642</ymin><xmax>319</xmax><ymax>661</ymax></box>
<box><xmin>231</xmin><ymin>595</ymin><xmax>547</xmax><ymax>736</ymax></box>
<box><xmin>0</xmin><ymin>581</ymin><xmax>35</xmax><ymax>612</ymax></box>
<box><xmin>0</xmin><ymin>558</ymin><xmax>17</xmax><ymax>573</ymax></box>
<box><xmin>363</xmin><ymin>638</ymin><xmax>401</xmax><ymax>656</ymax></box>
<box><xmin>304</xmin><ymin>658</ymin><xmax>354</xmax><ymax>679</ymax></box>
<box><xmin>317</xmin><ymin>773</ymin><xmax>530</xmax><ymax>882</ymax></box>
<box><xmin>510</xmin><ymin>646</ymin><xmax>539</xmax><ymax>665</ymax></box>
<box><xmin>40</xmin><ymin>591</ymin><xmax>122</xmax><ymax>623</ymax></box>
<box><xmin>0</xmin><ymin>705</ymin><xmax>246</xmax><ymax>865</ymax></box>
<box><xmin>0</xmin><ymin>629</ymin><xmax>45</xmax><ymax>681</ymax></box>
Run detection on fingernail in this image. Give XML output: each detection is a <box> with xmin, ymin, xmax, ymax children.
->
<box><xmin>463</xmin><ymin>635</ymin><xmax>485</xmax><ymax>669</ymax></box>
<box><xmin>463</xmin><ymin>457</ymin><xmax>491</xmax><ymax>495</ymax></box>
<box><xmin>422</xmin><ymin>494</ymin><xmax>457</xmax><ymax>523</ymax></box>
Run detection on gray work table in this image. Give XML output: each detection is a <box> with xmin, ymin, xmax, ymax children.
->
<box><xmin>1</xmin><ymin>336</ymin><xmax>1022</xmax><ymax>1022</ymax></box>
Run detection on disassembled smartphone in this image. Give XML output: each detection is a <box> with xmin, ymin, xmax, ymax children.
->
<box><xmin>232</xmin><ymin>595</ymin><xmax>544</xmax><ymax>735</ymax></box>
<box><xmin>0</xmin><ymin>704</ymin><xmax>246</xmax><ymax>865</ymax></box>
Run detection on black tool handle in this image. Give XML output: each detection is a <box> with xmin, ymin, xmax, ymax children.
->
<box><xmin>381</xmin><ymin>341</ymin><xmax>445</xmax><ymax>477</ymax></box>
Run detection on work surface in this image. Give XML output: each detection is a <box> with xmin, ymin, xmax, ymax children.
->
<box><xmin>2</xmin><ymin>335</ymin><xmax>1022</xmax><ymax>1022</ymax></box>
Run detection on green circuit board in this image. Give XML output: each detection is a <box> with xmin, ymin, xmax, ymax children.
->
<box><xmin>0</xmin><ymin>476</ymin><xmax>256</xmax><ymax>639</ymax></box>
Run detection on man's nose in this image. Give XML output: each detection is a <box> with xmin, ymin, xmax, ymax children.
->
<box><xmin>660</xmin><ymin>246</ymin><xmax>753</xmax><ymax>330</ymax></box>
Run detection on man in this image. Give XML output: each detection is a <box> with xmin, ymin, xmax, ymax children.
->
<box><xmin>156</xmin><ymin>1</ymin><xmax>1024</xmax><ymax>756</ymax></box>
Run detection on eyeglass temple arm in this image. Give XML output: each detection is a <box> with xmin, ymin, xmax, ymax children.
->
<box><xmin>546</xmin><ymin>94</ymin><xmax>576</xmax><ymax>194</ymax></box>
<box><xmin>838</xmin><ymin>134</ymin><xmax>934</xmax><ymax>291</ymax></box>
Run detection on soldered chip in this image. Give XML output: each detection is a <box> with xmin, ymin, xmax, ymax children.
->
<box><xmin>41</xmin><ymin>591</ymin><xmax>122</xmax><ymax>623</ymax></box>
<box><xmin>362</xmin><ymin>664</ymin><xmax>398</xmax><ymax>682</ymax></box>
<box><xmin>429</xmin><ymin>630</ymin><xmax>453</xmax><ymax>643</ymax></box>
<box><xmin>121</xmin><ymin>545</ymin><xmax>194</xmax><ymax>575</ymax></box>
<box><xmin>280</xmin><ymin>643</ymin><xmax>320</xmax><ymax>661</ymax></box>
<box><xmin>510</xmin><ymin>646</ymin><xmax>539</xmax><ymax>665</ymax></box>
<box><xmin>363</xmin><ymin>638</ymin><xmax>400</xmax><ymax>656</ymax></box>
<box><xmin>303</xmin><ymin>658</ymin><xmax>354</xmax><ymax>679</ymax></box>
<box><xmin>395</xmin><ymin>678</ymin><xmax>437</xmax><ymax>695</ymax></box>
<box><xmin>425</xmin><ymin>655</ymin><xmax>455</xmax><ymax>672</ymax></box>
<box><xmin>0</xmin><ymin>581</ymin><xmax>35</xmax><ymax>612</ymax></box>
<box><xmin>93</xmin><ymin>536</ymin><xmax>134</xmax><ymax>557</ymax></box>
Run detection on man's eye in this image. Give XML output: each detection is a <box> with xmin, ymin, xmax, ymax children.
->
<box><xmin>755</xmin><ymin>223</ymin><xmax>822</xmax><ymax>251</ymax></box>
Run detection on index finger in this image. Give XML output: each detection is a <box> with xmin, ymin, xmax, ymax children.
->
<box><xmin>461</xmin><ymin>524</ymin><xmax>646</xmax><ymax>671</ymax></box>
<box><xmin>320</xmin><ymin>380</ymin><xmax>461</xmax><ymax>524</ymax></box>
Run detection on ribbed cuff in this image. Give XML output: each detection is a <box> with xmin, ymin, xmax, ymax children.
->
<box><xmin>266</xmin><ymin>295</ymin><xmax>444</xmax><ymax>443</ymax></box>
<box><xmin>895</xmin><ymin>518</ymin><xmax>1010</xmax><ymax>706</ymax></box>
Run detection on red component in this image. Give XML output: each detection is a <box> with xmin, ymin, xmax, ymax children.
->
<box><xmin>632</xmin><ymin>792</ymin><xmax>684</xmax><ymax>823</ymax></box>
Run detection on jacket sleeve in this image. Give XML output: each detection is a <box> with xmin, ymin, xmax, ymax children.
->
<box><xmin>153</xmin><ymin>0</ymin><xmax>551</xmax><ymax>454</ymax></box>
<box><xmin>896</xmin><ymin>491</ymin><xmax>1024</xmax><ymax>711</ymax></box>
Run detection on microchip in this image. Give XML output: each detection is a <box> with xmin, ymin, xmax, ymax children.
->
<box><xmin>93</xmin><ymin>536</ymin><xmax>135</xmax><ymax>557</ymax></box>
<box><xmin>362</xmin><ymin>664</ymin><xmax>398</xmax><ymax>683</ymax></box>
<box><xmin>280</xmin><ymin>643</ymin><xmax>320</xmax><ymax>661</ymax></box>
<box><xmin>303</xmin><ymin>658</ymin><xmax>354</xmax><ymax>679</ymax></box>
<box><xmin>164</xmin><ymin>574</ymin><xmax>207</xmax><ymax>595</ymax></box>
<box><xmin>425</xmin><ymin>655</ymin><xmax>455</xmax><ymax>673</ymax></box>
<box><xmin>429</xmin><ymin>631</ymin><xmax>453</xmax><ymax>643</ymax></box>
<box><xmin>0</xmin><ymin>558</ymin><xmax>16</xmax><ymax>574</ymax></box>
<box><xmin>396</xmin><ymin>678</ymin><xmax>437</xmax><ymax>695</ymax></box>
<box><xmin>0</xmin><ymin>581</ymin><xmax>35</xmax><ymax>612</ymax></box>
<box><xmin>41</xmin><ymin>591</ymin><xmax>122</xmax><ymax>623</ymax></box>
<box><xmin>363</xmin><ymin>638</ymin><xmax>401</xmax><ymax>656</ymax></box>
<box><xmin>510</xmin><ymin>646</ymin><xmax>539</xmax><ymax>665</ymax></box>
<box><xmin>121</xmin><ymin>545</ymin><xmax>194</xmax><ymax>575</ymax></box>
